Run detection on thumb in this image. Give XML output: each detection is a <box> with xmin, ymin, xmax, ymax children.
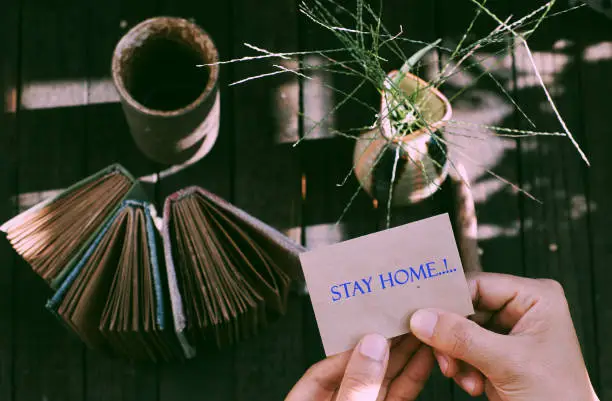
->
<box><xmin>336</xmin><ymin>334</ymin><xmax>390</xmax><ymax>401</ymax></box>
<box><xmin>409</xmin><ymin>309</ymin><xmax>509</xmax><ymax>375</ymax></box>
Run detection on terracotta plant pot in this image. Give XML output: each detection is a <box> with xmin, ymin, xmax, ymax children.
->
<box><xmin>353</xmin><ymin>70</ymin><xmax>452</xmax><ymax>206</ymax></box>
<box><xmin>112</xmin><ymin>17</ymin><xmax>220</xmax><ymax>165</ymax></box>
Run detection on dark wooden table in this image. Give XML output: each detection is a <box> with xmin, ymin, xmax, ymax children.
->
<box><xmin>1</xmin><ymin>0</ymin><xmax>611</xmax><ymax>400</ymax></box>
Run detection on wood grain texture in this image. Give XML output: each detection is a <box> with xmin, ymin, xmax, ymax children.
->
<box><xmin>513</xmin><ymin>0</ymin><xmax>598</xmax><ymax>386</ymax></box>
<box><xmin>389</xmin><ymin>1</ymin><xmax>455</xmax><ymax>400</ymax></box>
<box><xmin>578</xmin><ymin>5</ymin><xmax>612</xmax><ymax>399</ymax></box>
<box><xmin>298</xmin><ymin>0</ymin><xmax>380</xmax><ymax>372</ymax></box>
<box><xmin>230</xmin><ymin>0</ymin><xmax>305</xmax><ymax>399</ymax></box>
<box><xmin>0</xmin><ymin>0</ymin><xmax>19</xmax><ymax>398</ymax></box>
<box><xmin>155</xmin><ymin>0</ymin><xmax>236</xmax><ymax>400</ymax></box>
<box><xmin>2</xmin><ymin>0</ymin><xmax>610</xmax><ymax>400</ymax></box>
<box><xmin>435</xmin><ymin>1</ymin><xmax>522</xmax><ymax>399</ymax></box>
<box><xmin>83</xmin><ymin>0</ymin><xmax>161</xmax><ymax>399</ymax></box>
<box><xmin>14</xmin><ymin>0</ymin><xmax>87</xmax><ymax>399</ymax></box>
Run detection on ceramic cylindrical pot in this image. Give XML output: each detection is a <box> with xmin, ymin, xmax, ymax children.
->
<box><xmin>112</xmin><ymin>17</ymin><xmax>220</xmax><ymax>165</ymax></box>
<box><xmin>353</xmin><ymin>70</ymin><xmax>452</xmax><ymax>206</ymax></box>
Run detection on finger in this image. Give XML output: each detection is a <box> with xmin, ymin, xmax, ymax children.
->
<box><xmin>336</xmin><ymin>333</ymin><xmax>390</xmax><ymax>401</ymax></box>
<box><xmin>409</xmin><ymin>308</ymin><xmax>512</xmax><ymax>375</ymax></box>
<box><xmin>468</xmin><ymin>272</ymin><xmax>541</xmax><ymax>329</ymax></box>
<box><xmin>453</xmin><ymin>364</ymin><xmax>485</xmax><ymax>397</ymax></box>
<box><xmin>433</xmin><ymin>350</ymin><xmax>459</xmax><ymax>378</ymax></box>
<box><xmin>385</xmin><ymin>345</ymin><xmax>435</xmax><ymax>401</ymax></box>
<box><xmin>285</xmin><ymin>350</ymin><xmax>352</xmax><ymax>401</ymax></box>
<box><xmin>390</xmin><ymin>336</ymin><xmax>405</xmax><ymax>347</ymax></box>
<box><xmin>469</xmin><ymin>310</ymin><xmax>493</xmax><ymax>327</ymax></box>
<box><xmin>386</xmin><ymin>335</ymin><xmax>422</xmax><ymax>379</ymax></box>
<box><xmin>376</xmin><ymin>335</ymin><xmax>422</xmax><ymax>401</ymax></box>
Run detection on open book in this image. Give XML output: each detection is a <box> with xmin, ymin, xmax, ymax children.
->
<box><xmin>1</xmin><ymin>164</ymin><xmax>305</xmax><ymax>362</ymax></box>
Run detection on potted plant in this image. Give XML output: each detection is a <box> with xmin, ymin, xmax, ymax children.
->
<box><xmin>209</xmin><ymin>0</ymin><xmax>589</xmax><ymax>225</ymax></box>
<box><xmin>353</xmin><ymin>44</ymin><xmax>453</xmax><ymax>209</ymax></box>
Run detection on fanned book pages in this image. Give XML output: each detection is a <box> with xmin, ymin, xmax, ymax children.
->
<box><xmin>162</xmin><ymin>187</ymin><xmax>295</xmax><ymax>352</ymax></box>
<box><xmin>0</xmin><ymin>165</ymin><xmax>143</xmax><ymax>289</ymax></box>
<box><xmin>0</xmin><ymin>164</ymin><xmax>306</xmax><ymax>362</ymax></box>
<box><xmin>46</xmin><ymin>201</ymin><xmax>183</xmax><ymax>362</ymax></box>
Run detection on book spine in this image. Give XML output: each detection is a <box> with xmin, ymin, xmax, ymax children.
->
<box><xmin>161</xmin><ymin>197</ymin><xmax>196</xmax><ymax>359</ymax></box>
<box><xmin>143</xmin><ymin>203</ymin><xmax>165</xmax><ymax>330</ymax></box>
<box><xmin>47</xmin><ymin>204</ymin><xmax>125</xmax><ymax>311</ymax></box>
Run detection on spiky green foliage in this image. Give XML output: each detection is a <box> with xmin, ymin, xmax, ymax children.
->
<box><xmin>201</xmin><ymin>0</ymin><xmax>589</xmax><ymax>226</ymax></box>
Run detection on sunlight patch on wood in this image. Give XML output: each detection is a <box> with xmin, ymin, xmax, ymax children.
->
<box><xmin>569</xmin><ymin>194</ymin><xmax>596</xmax><ymax>220</ymax></box>
<box><xmin>274</xmin><ymin>58</ymin><xmax>300</xmax><ymax>143</ymax></box>
<box><xmin>514</xmin><ymin>50</ymin><xmax>570</xmax><ymax>90</ymax></box>
<box><xmin>304</xmin><ymin>222</ymin><xmax>346</xmax><ymax>249</ymax></box>
<box><xmin>470</xmin><ymin>177</ymin><xmax>506</xmax><ymax>204</ymax></box>
<box><xmin>583</xmin><ymin>41</ymin><xmax>612</xmax><ymax>62</ymax></box>
<box><xmin>477</xmin><ymin>220</ymin><xmax>521</xmax><ymax>240</ymax></box>
<box><xmin>12</xmin><ymin>189</ymin><xmax>64</xmax><ymax>213</ymax></box>
<box><xmin>302</xmin><ymin>55</ymin><xmax>336</xmax><ymax>140</ymax></box>
<box><xmin>20</xmin><ymin>78</ymin><xmax>119</xmax><ymax>110</ymax></box>
<box><xmin>284</xmin><ymin>226</ymin><xmax>302</xmax><ymax>246</ymax></box>
<box><xmin>448</xmin><ymin>90</ymin><xmax>514</xmax><ymax>185</ymax></box>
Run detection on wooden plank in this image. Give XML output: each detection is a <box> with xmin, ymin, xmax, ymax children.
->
<box><xmin>298</xmin><ymin>0</ymin><xmax>380</xmax><ymax>374</ymax></box>
<box><xmin>301</xmin><ymin>137</ymin><xmax>378</xmax><ymax>363</ymax></box>
<box><xmin>155</xmin><ymin>1</ymin><xmax>236</xmax><ymax>400</ymax></box>
<box><xmin>298</xmin><ymin>1</ymin><xmax>459</xmax><ymax>399</ymax></box>
<box><xmin>384</xmin><ymin>1</ymin><xmax>454</xmax><ymax>400</ymax></box>
<box><xmin>434</xmin><ymin>1</ymin><xmax>523</xmax><ymax>400</ymax></box>
<box><xmin>0</xmin><ymin>0</ymin><xmax>19</xmax><ymax>398</ymax></box>
<box><xmin>578</xmin><ymin>5</ymin><xmax>612</xmax><ymax>399</ymax></box>
<box><xmin>230</xmin><ymin>0</ymin><xmax>305</xmax><ymax>399</ymax></box>
<box><xmin>513</xmin><ymin>0</ymin><xmax>598</xmax><ymax>388</ymax></box>
<box><xmin>14</xmin><ymin>0</ymin><xmax>88</xmax><ymax>399</ymax></box>
<box><xmin>437</xmin><ymin>0</ymin><xmax>524</xmax><ymax>279</ymax></box>
<box><xmin>83</xmin><ymin>0</ymin><xmax>161</xmax><ymax>400</ymax></box>
<box><xmin>296</xmin><ymin>0</ymin><xmax>382</xmax><ymax>365</ymax></box>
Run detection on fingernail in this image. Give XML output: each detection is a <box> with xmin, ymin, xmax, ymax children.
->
<box><xmin>410</xmin><ymin>310</ymin><xmax>438</xmax><ymax>339</ymax></box>
<box><xmin>436</xmin><ymin>353</ymin><xmax>449</xmax><ymax>374</ymax></box>
<box><xmin>359</xmin><ymin>334</ymin><xmax>388</xmax><ymax>361</ymax></box>
<box><xmin>462</xmin><ymin>376</ymin><xmax>476</xmax><ymax>395</ymax></box>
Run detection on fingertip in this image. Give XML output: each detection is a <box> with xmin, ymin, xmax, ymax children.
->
<box><xmin>434</xmin><ymin>351</ymin><xmax>449</xmax><ymax>376</ymax></box>
<box><xmin>358</xmin><ymin>333</ymin><xmax>389</xmax><ymax>362</ymax></box>
<box><xmin>434</xmin><ymin>351</ymin><xmax>459</xmax><ymax>378</ymax></box>
<box><xmin>455</xmin><ymin>371</ymin><xmax>485</xmax><ymax>396</ymax></box>
<box><xmin>410</xmin><ymin>309</ymin><xmax>439</xmax><ymax>340</ymax></box>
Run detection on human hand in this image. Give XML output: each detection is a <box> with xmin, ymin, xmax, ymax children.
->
<box><xmin>409</xmin><ymin>272</ymin><xmax>599</xmax><ymax>401</ymax></box>
<box><xmin>285</xmin><ymin>333</ymin><xmax>435</xmax><ymax>401</ymax></box>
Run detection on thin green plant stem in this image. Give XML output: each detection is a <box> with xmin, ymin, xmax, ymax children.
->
<box><xmin>439</xmin><ymin>44</ymin><xmax>536</xmax><ymax>129</ymax></box>
<box><xmin>357</xmin><ymin>0</ymin><xmax>365</xmax><ymax>50</ymax></box>
<box><xmin>439</xmin><ymin>0</ymin><xmax>487</xmax><ymax>79</ymax></box>
<box><xmin>229</xmin><ymin>69</ymin><xmax>295</xmax><ymax>86</ymax></box>
<box><xmin>433</xmin><ymin>133</ymin><xmax>541</xmax><ymax>202</ymax></box>
<box><xmin>521</xmin><ymin>39</ymin><xmax>589</xmax><ymax>165</ymax></box>
<box><xmin>200</xmin><ymin>47</ymin><xmax>348</xmax><ymax>66</ymax></box>
<box><xmin>336</xmin><ymin>138</ymin><xmax>391</xmax><ymax>225</ymax></box>
<box><xmin>272</xmin><ymin>64</ymin><xmax>312</xmax><ymax>80</ymax></box>
<box><xmin>447</xmin><ymin>120</ymin><xmax>566</xmax><ymax>136</ymax></box>
<box><xmin>386</xmin><ymin>145</ymin><xmax>401</xmax><ymax>229</ymax></box>
<box><xmin>215</xmin><ymin>0</ymin><xmax>588</xmax><ymax>214</ymax></box>
<box><xmin>294</xmin><ymin>80</ymin><xmax>367</xmax><ymax>146</ymax></box>
<box><xmin>435</xmin><ymin>15</ymin><xmax>511</xmax><ymax>88</ymax></box>
<box><xmin>245</xmin><ymin>43</ymin><xmax>290</xmax><ymax>59</ymax></box>
<box><xmin>468</xmin><ymin>0</ymin><xmax>523</xmax><ymax>39</ymax></box>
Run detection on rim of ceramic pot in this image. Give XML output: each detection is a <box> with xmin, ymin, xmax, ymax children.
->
<box><xmin>111</xmin><ymin>16</ymin><xmax>219</xmax><ymax>118</ymax></box>
<box><xmin>380</xmin><ymin>70</ymin><xmax>452</xmax><ymax>144</ymax></box>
